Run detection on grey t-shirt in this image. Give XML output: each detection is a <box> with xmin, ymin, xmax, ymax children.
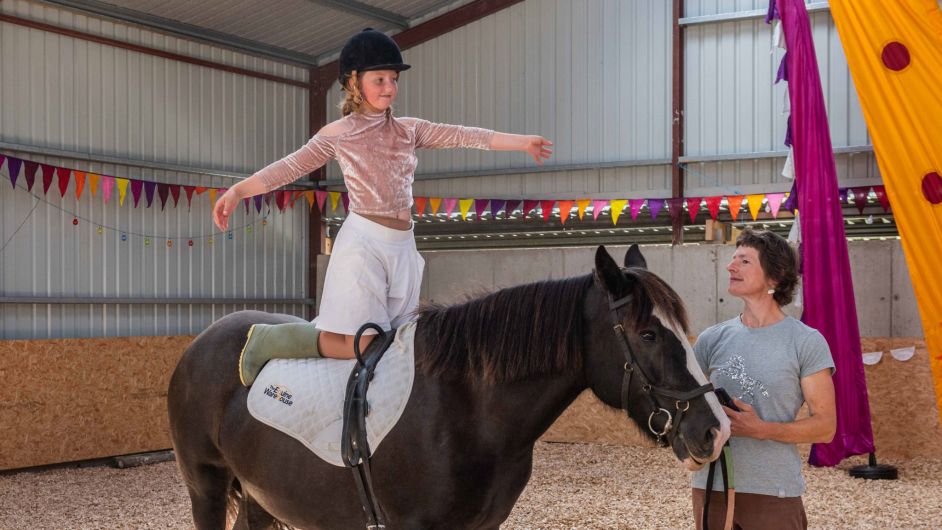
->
<box><xmin>691</xmin><ymin>315</ymin><xmax>834</xmax><ymax>497</ymax></box>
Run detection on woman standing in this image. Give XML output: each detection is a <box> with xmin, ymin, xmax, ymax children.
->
<box><xmin>691</xmin><ymin>228</ymin><xmax>836</xmax><ymax>530</ymax></box>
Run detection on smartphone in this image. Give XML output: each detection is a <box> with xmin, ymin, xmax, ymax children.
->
<box><xmin>714</xmin><ymin>387</ymin><xmax>741</xmax><ymax>412</ymax></box>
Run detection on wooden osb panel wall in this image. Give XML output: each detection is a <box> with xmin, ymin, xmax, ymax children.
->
<box><xmin>0</xmin><ymin>336</ymin><xmax>193</xmax><ymax>470</ymax></box>
<box><xmin>542</xmin><ymin>338</ymin><xmax>942</xmax><ymax>461</ymax></box>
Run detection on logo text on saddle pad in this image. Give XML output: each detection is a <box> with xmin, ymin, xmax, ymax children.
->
<box><xmin>263</xmin><ymin>384</ymin><xmax>294</xmax><ymax>406</ymax></box>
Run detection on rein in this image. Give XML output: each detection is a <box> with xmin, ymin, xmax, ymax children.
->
<box><xmin>594</xmin><ymin>271</ymin><xmax>714</xmax><ymax>445</ymax></box>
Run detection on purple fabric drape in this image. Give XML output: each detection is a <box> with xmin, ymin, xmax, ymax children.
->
<box><xmin>775</xmin><ymin>0</ymin><xmax>875</xmax><ymax>466</ymax></box>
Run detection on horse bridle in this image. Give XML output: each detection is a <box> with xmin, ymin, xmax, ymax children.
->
<box><xmin>594</xmin><ymin>270</ymin><xmax>715</xmax><ymax>447</ymax></box>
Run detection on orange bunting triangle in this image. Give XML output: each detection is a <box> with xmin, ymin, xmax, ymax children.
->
<box><xmin>429</xmin><ymin>197</ymin><xmax>442</xmax><ymax>214</ymax></box>
<box><xmin>558</xmin><ymin>200</ymin><xmax>574</xmax><ymax>225</ymax></box>
<box><xmin>209</xmin><ymin>188</ymin><xmax>218</xmax><ymax>206</ymax></box>
<box><xmin>304</xmin><ymin>191</ymin><xmax>315</xmax><ymax>209</ymax></box>
<box><xmin>73</xmin><ymin>171</ymin><xmax>86</xmax><ymax>200</ymax></box>
<box><xmin>726</xmin><ymin>195</ymin><xmax>745</xmax><ymax>220</ymax></box>
<box><xmin>89</xmin><ymin>173</ymin><xmax>100</xmax><ymax>196</ymax></box>
<box><xmin>576</xmin><ymin>199</ymin><xmax>590</xmax><ymax>220</ymax></box>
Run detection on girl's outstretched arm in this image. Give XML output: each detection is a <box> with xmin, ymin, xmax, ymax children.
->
<box><xmin>489</xmin><ymin>133</ymin><xmax>554</xmax><ymax>165</ymax></box>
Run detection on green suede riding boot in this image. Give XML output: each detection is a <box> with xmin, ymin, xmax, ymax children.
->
<box><xmin>239</xmin><ymin>322</ymin><xmax>322</xmax><ymax>387</ymax></box>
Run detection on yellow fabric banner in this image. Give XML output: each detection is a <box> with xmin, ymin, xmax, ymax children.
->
<box><xmin>831</xmin><ymin>0</ymin><xmax>942</xmax><ymax>420</ymax></box>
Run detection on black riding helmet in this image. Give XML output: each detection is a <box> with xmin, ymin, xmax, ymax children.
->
<box><xmin>338</xmin><ymin>28</ymin><xmax>411</xmax><ymax>87</ymax></box>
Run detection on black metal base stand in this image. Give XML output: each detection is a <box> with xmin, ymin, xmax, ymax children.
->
<box><xmin>849</xmin><ymin>452</ymin><xmax>898</xmax><ymax>480</ymax></box>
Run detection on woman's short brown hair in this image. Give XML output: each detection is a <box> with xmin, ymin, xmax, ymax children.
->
<box><xmin>736</xmin><ymin>228</ymin><xmax>800</xmax><ymax>306</ymax></box>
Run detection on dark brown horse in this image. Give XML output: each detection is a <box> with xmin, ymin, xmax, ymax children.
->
<box><xmin>168</xmin><ymin>245</ymin><xmax>730</xmax><ymax>529</ymax></box>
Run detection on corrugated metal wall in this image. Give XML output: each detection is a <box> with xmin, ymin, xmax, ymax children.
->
<box><xmin>326</xmin><ymin>0</ymin><xmax>675</xmax><ymax>199</ymax></box>
<box><xmin>0</xmin><ymin>0</ymin><xmax>311</xmax><ymax>339</ymax></box>
<box><xmin>683</xmin><ymin>1</ymin><xmax>879</xmax><ymax>197</ymax></box>
<box><xmin>323</xmin><ymin>0</ymin><xmax>875</xmax><ymax>202</ymax></box>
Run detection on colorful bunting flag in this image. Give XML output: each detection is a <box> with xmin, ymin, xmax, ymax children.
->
<box><xmin>766</xmin><ymin>192</ymin><xmax>786</xmax><ymax>218</ymax></box>
<box><xmin>209</xmin><ymin>188</ymin><xmax>218</xmax><ymax>206</ymax></box>
<box><xmin>504</xmin><ymin>199</ymin><xmax>521</xmax><ymax>217</ymax></box>
<box><xmin>704</xmin><ymin>196</ymin><xmax>722</xmax><ymax>220</ymax></box>
<box><xmin>648</xmin><ymin>199</ymin><xmax>665</xmax><ymax>220</ymax></box>
<box><xmin>592</xmin><ymin>199</ymin><xmax>608</xmax><ymax>220</ymax></box>
<box><xmin>610</xmin><ymin>199</ymin><xmax>628</xmax><ymax>225</ymax></box>
<box><xmin>558</xmin><ymin>200</ymin><xmax>574</xmax><ymax>225</ymax></box>
<box><xmin>254</xmin><ymin>194</ymin><xmax>264</xmax><ymax>213</ymax></box>
<box><xmin>74</xmin><ymin>171</ymin><xmax>86</xmax><ymax>200</ymax></box>
<box><xmin>667</xmin><ymin>198</ymin><xmax>685</xmax><ymax>221</ymax></box>
<box><xmin>540</xmin><ymin>200</ymin><xmax>556</xmax><ymax>222</ymax></box>
<box><xmin>170</xmin><ymin>184</ymin><xmax>181</xmax><ymax>207</ymax></box>
<box><xmin>629</xmin><ymin>199</ymin><xmax>645</xmax><ymax>220</ymax></box>
<box><xmin>340</xmin><ymin>192</ymin><xmax>349</xmax><ymax>212</ymax></box>
<box><xmin>143</xmin><ymin>181</ymin><xmax>157</xmax><ymax>208</ymax></box>
<box><xmin>686</xmin><ymin>197</ymin><xmax>703</xmax><ymax>223</ymax></box>
<box><xmin>726</xmin><ymin>195</ymin><xmax>745</xmax><ymax>220</ymax></box>
<box><xmin>275</xmin><ymin>190</ymin><xmax>288</xmax><ymax>211</ymax></box>
<box><xmin>89</xmin><ymin>173</ymin><xmax>100</xmax><ymax>197</ymax></box>
<box><xmin>852</xmin><ymin>186</ymin><xmax>870</xmax><ymax>214</ymax></box>
<box><xmin>111</xmin><ymin>177</ymin><xmax>124</xmax><ymax>205</ymax></box>
<box><xmin>130</xmin><ymin>180</ymin><xmax>143</xmax><ymax>207</ymax></box>
<box><xmin>315</xmin><ymin>190</ymin><xmax>328</xmax><ymax>211</ymax></box>
<box><xmin>872</xmin><ymin>185</ymin><xmax>890</xmax><ymax>213</ymax></box>
<box><xmin>157</xmin><ymin>183</ymin><xmax>170</xmax><ymax>210</ymax></box>
<box><xmin>444</xmin><ymin>198</ymin><xmax>459</xmax><ymax>216</ymax></box>
<box><xmin>414</xmin><ymin>197</ymin><xmax>428</xmax><ymax>216</ymax></box>
<box><xmin>429</xmin><ymin>197</ymin><xmax>442</xmax><ymax>215</ymax></box>
<box><xmin>56</xmin><ymin>167</ymin><xmax>71</xmax><ymax>197</ymax></box>
<box><xmin>328</xmin><ymin>191</ymin><xmax>340</xmax><ymax>211</ymax></box>
<box><xmin>304</xmin><ymin>191</ymin><xmax>315</xmax><ymax>209</ymax></box>
<box><xmin>459</xmin><ymin>198</ymin><xmax>474</xmax><ymax>220</ymax></box>
<box><xmin>41</xmin><ymin>164</ymin><xmax>55</xmax><ymax>194</ymax></box>
<box><xmin>183</xmin><ymin>186</ymin><xmax>196</xmax><ymax>207</ymax></box>
<box><xmin>474</xmin><ymin>199</ymin><xmax>490</xmax><ymax>219</ymax></box>
<box><xmin>6</xmin><ymin>157</ymin><xmax>22</xmax><ymax>188</ymax></box>
<box><xmin>746</xmin><ymin>193</ymin><xmax>765</xmax><ymax>221</ymax></box>
<box><xmin>491</xmin><ymin>199</ymin><xmax>507</xmax><ymax>218</ymax></box>
<box><xmin>577</xmin><ymin>199</ymin><xmax>591</xmax><ymax>220</ymax></box>
<box><xmin>24</xmin><ymin>161</ymin><xmax>39</xmax><ymax>191</ymax></box>
<box><xmin>523</xmin><ymin>199</ymin><xmax>539</xmax><ymax>217</ymax></box>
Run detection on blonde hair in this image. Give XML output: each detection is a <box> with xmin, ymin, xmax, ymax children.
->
<box><xmin>339</xmin><ymin>70</ymin><xmax>393</xmax><ymax>117</ymax></box>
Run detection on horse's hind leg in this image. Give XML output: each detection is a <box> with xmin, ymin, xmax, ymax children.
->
<box><xmin>179</xmin><ymin>462</ymin><xmax>234</xmax><ymax>530</ymax></box>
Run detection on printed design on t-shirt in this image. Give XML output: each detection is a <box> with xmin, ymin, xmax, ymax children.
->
<box><xmin>716</xmin><ymin>355</ymin><xmax>769</xmax><ymax>404</ymax></box>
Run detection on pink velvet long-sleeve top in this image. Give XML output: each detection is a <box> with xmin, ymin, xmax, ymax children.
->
<box><xmin>254</xmin><ymin>110</ymin><xmax>494</xmax><ymax>216</ymax></box>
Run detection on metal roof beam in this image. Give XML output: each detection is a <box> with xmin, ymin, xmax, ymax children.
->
<box><xmin>306</xmin><ymin>0</ymin><xmax>410</xmax><ymax>29</ymax></box>
<box><xmin>40</xmin><ymin>0</ymin><xmax>320</xmax><ymax>67</ymax></box>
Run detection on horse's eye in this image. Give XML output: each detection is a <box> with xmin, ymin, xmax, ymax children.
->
<box><xmin>640</xmin><ymin>330</ymin><xmax>657</xmax><ymax>342</ymax></box>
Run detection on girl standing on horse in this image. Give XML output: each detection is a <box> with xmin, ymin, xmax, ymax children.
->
<box><xmin>212</xmin><ymin>29</ymin><xmax>552</xmax><ymax>379</ymax></box>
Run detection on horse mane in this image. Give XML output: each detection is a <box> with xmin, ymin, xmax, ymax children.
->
<box><xmin>414</xmin><ymin>268</ymin><xmax>688</xmax><ymax>385</ymax></box>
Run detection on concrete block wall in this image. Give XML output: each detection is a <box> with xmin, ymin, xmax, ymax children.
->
<box><xmin>317</xmin><ymin>240</ymin><xmax>922</xmax><ymax>338</ymax></box>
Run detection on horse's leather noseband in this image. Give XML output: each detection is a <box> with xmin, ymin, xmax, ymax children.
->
<box><xmin>594</xmin><ymin>270</ymin><xmax>715</xmax><ymax>446</ymax></box>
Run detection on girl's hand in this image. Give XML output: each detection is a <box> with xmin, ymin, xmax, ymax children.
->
<box><xmin>526</xmin><ymin>136</ymin><xmax>553</xmax><ymax>165</ymax></box>
<box><xmin>213</xmin><ymin>188</ymin><xmax>242</xmax><ymax>231</ymax></box>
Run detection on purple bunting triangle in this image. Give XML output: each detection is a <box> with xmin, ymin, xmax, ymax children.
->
<box><xmin>648</xmin><ymin>199</ymin><xmax>665</xmax><ymax>219</ymax></box>
<box><xmin>131</xmin><ymin>180</ymin><xmax>144</xmax><ymax>207</ymax></box>
<box><xmin>474</xmin><ymin>199</ymin><xmax>489</xmax><ymax>219</ymax></box>
<box><xmin>783</xmin><ymin>184</ymin><xmax>798</xmax><ymax>212</ymax></box>
<box><xmin>775</xmin><ymin>54</ymin><xmax>788</xmax><ymax>84</ymax></box>
<box><xmin>41</xmin><ymin>164</ymin><xmax>55</xmax><ymax>195</ymax></box>
<box><xmin>157</xmin><ymin>183</ymin><xmax>170</xmax><ymax>210</ymax></box>
<box><xmin>243</xmin><ymin>197</ymin><xmax>251</xmax><ymax>214</ymax></box>
<box><xmin>784</xmin><ymin>117</ymin><xmax>793</xmax><ymax>148</ymax></box>
<box><xmin>838</xmin><ymin>187</ymin><xmax>848</xmax><ymax>204</ymax></box>
<box><xmin>491</xmin><ymin>199</ymin><xmax>506</xmax><ymax>217</ymax></box>
<box><xmin>144</xmin><ymin>181</ymin><xmax>157</xmax><ymax>208</ymax></box>
<box><xmin>254</xmin><ymin>195</ymin><xmax>263</xmax><ymax>213</ymax></box>
<box><xmin>6</xmin><ymin>157</ymin><xmax>22</xmax><ymax>188</ymax></box>
<box><xmin>764</xmin><ymin>0</ymin><xmax>779</xmax><ymax>23</ymax></box>
<box><xmin>24</xmin><ymin>161</ymin><xmax>39</xmax><ymax>191</ymax></box>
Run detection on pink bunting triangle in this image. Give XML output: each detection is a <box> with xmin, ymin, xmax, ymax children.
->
<box><xmin>102</xmin><ymin>176</ymin><xmax>115</xmax><ymax>204</ymax></box>
<box><xmin>592</xmin><ymin>199</ymin><xmax>608</xmax><ymax>220</ymax></box>
<box><xmin>629</xmin><ymin>199</ymin><xmax>645</xmax><ymax>220</ymax></box>
<box><xmin>540</xmin><ymin>200</ymin><xmax>556</xmax><ymax>222</ymax></box>
<box><xmin>444</xmin><ymin>198</ymin><xmax>459</xmax><ymax>216</ymax></box>
<box><xmin>315</xmin><ymin>190</ymin><xmax>328</xmax><ymax>211</ymax></box>
<box><xmin>765</xmin><ymin>192</ymin><xmax>785</xmax><ymax>218</ymax></box>
<box><xmin>686</xmin><ymin>197</ymin><xmax>702</xmax><ymax>223</ymax></box>
<box><xmin>56</xmin><ymin>167</ymin><xmax>71</xmax><ymax>197</ymax></box>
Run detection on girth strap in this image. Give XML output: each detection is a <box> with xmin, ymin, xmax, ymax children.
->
<box><xmin>341</xmin><ymin>323</ymin><xmax>397</xmax><ymax>530</ymax></box>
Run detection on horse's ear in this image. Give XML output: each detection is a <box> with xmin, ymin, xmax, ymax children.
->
<box><xmin>595</xmin><ymin>245</ymin><xmax>623</xmax><ymax>293</ymax></box>
<box><xmin>624</xmin><ymin>244</ymin><xmax>647</xmax><ymax>269</ymax></box>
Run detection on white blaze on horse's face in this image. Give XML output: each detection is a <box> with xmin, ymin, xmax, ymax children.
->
<box><xmin>653</xmin><ymin>309</ymin><xmax>731</xmax><ymax>468</ymax></box>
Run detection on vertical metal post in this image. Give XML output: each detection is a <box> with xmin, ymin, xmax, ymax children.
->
<box><xmin>308</xmin><ymin>71</ymin><xmax>329</xmax><ymax>319</ymax></box>
<box><xmin>671</xmin><ymin>0</ymin><xmax>686</xmax><ymax>245</ymax></box>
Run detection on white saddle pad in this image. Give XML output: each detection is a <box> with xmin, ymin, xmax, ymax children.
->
<box><xmin>247</xmin><ymin>321</ymin><xmax>416</xmax><ymax>467</ymax></box>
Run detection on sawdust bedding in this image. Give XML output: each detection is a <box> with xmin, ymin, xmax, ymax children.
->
<box><xmin>1</xmin><ymin>442</ymin><xmax>939</xmax><ymax>529</ymax></box>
